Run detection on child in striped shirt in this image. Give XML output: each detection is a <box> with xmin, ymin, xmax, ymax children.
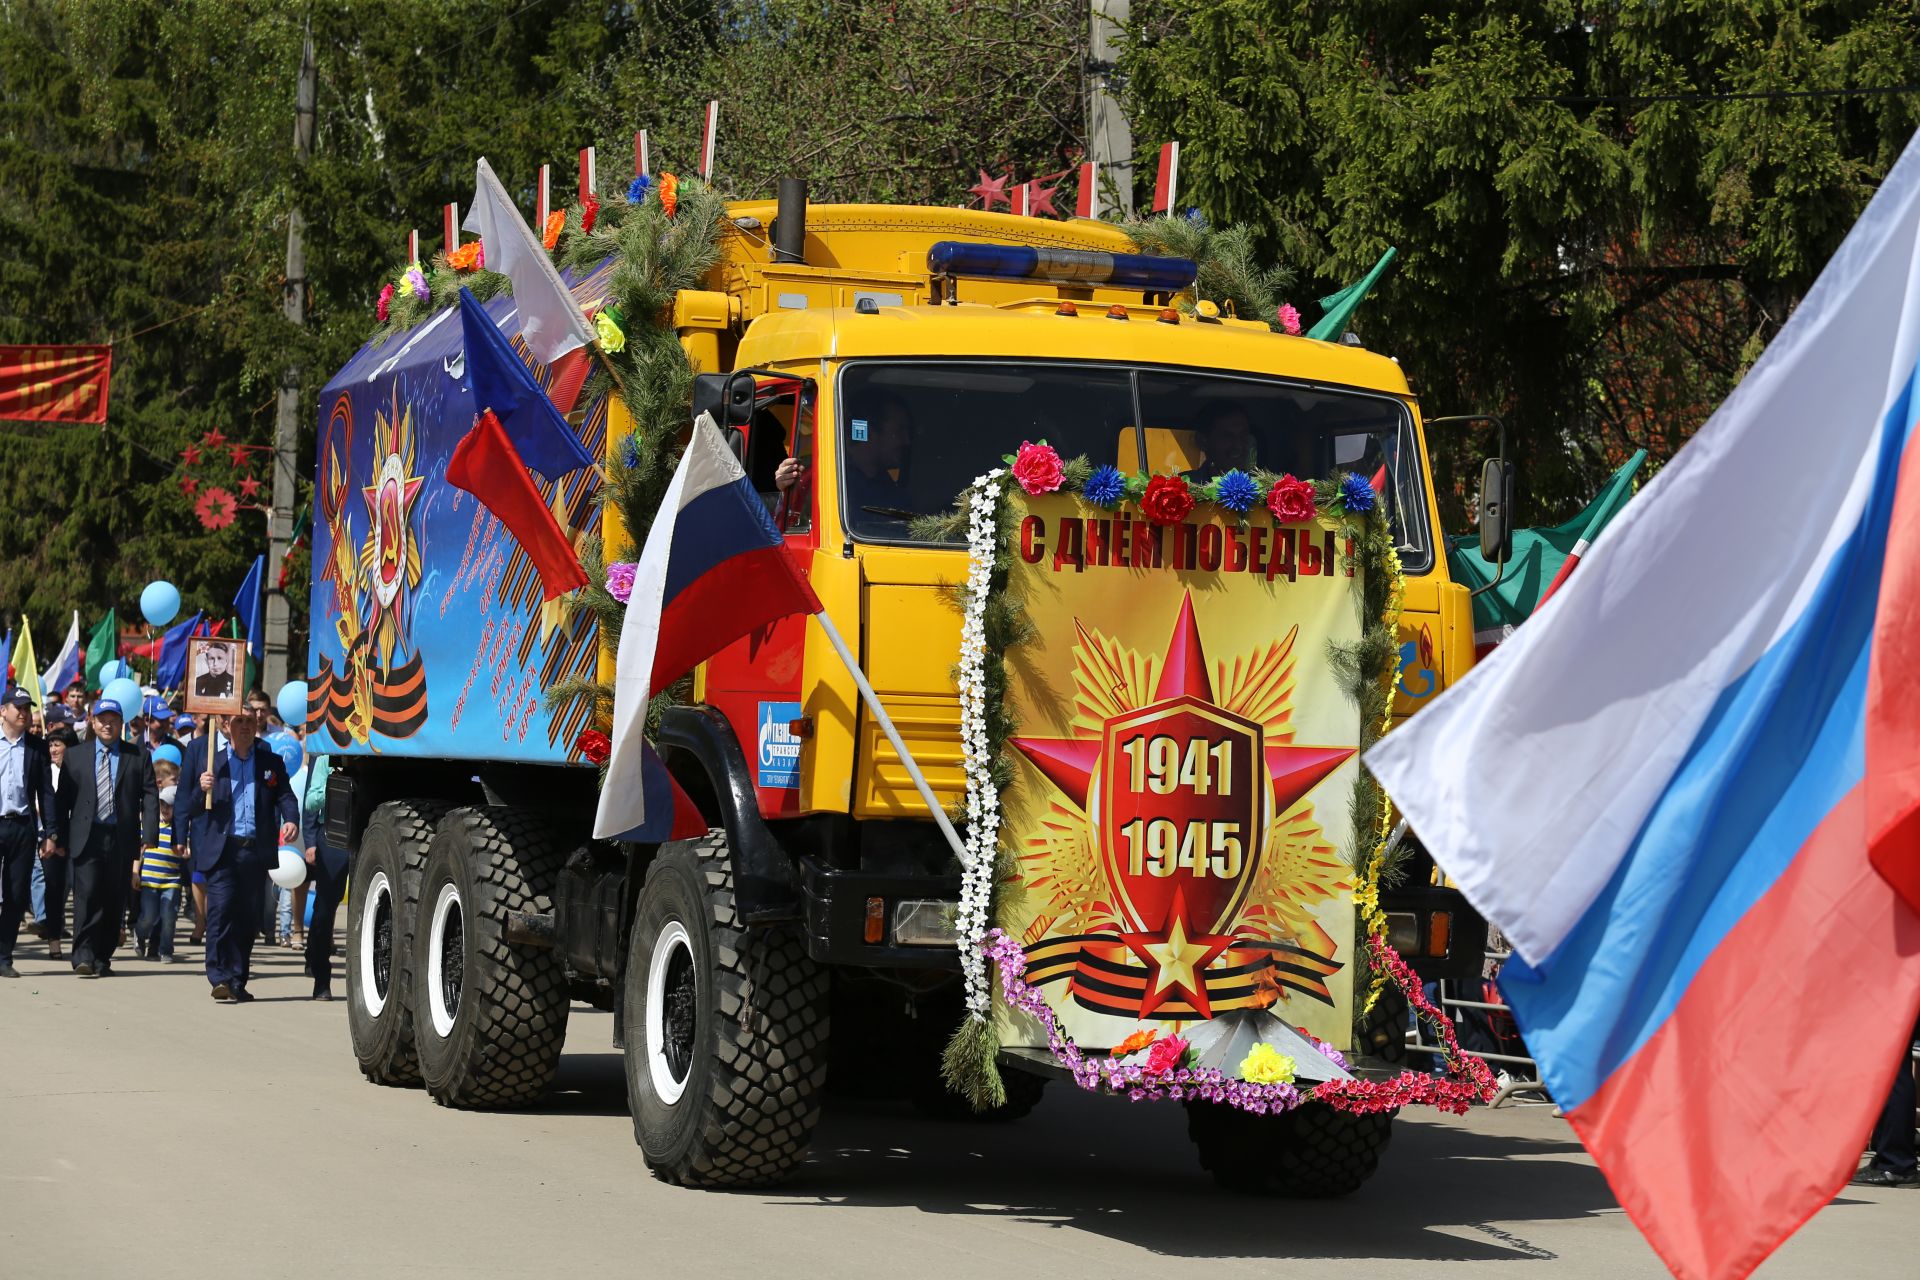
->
<box><xmin>134</xmin><ymin>764</ymin><xmax>186</xmax><ymax>962</ymax></box>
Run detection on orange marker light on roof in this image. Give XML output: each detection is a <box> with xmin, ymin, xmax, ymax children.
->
<box><xmin>1158</xmin><ymin>307</ymin><xmax>1180</xmax><ymax>324</ymax></box>
<box><xmin>1106</xmin><ymin>304</ymin><xmax>1130</xmax><ymax>320</ymax></box>
<box><xmin>1055</xmin><ymin>301</ymin><xmax>1078</xmax><ymax>317</ymax></box>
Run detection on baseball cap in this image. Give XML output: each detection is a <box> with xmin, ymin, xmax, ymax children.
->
<box><xmin>90</xmin><ymin>698</ymin><xmax>124</xmax><ymax>718</ymax></box>
<box><xmin>143</xmin><ymin>694</ymin><xmax>172</xmax><ymax>720</ymax></box>
<box><xmin>5</xmin><ymin>688</ymin><xmax>32</xmax><ymax>708</ymax></box>
<box><xmin>43</xmin><ymin>703</ymin><xmax>70</xmax><ymax>724</ymax></box>
<box><xmin>173</xmin><ymin>714</ymin><xmax>195</xmax><ymax>731</ymax></box>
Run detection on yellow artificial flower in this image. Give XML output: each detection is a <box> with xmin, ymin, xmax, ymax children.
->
<box><xmin>594</xmin><ymin>309</ymin><xmax>626</xmax><ymax>354</ymax></box>
<box><xmin>1239</xmin><ymin>1042</ymin><xmax>1296</xmax><ymax>1085</ymax></box>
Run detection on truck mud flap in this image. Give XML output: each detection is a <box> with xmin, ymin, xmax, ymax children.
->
<box><xmin>657</xmin><ymin>704</ymin><xmax>799</xmax><ymax>925</ymax></box>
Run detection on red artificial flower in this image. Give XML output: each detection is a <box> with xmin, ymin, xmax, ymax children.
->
<box><xmin>1266</xmin><ymin>474</ymin><xmax>1317</xmax><ymax>524</ymax></box>
<box><xmin>581</xmin><ymin>192</ymin><xmax>601</xmax><ymax>234</ymax></box>
<box><xmin>576</xmin><ymin>729</ymin><xmax>611</xmax><ymax>765</ymax></box>
<box><xmin>542</xmin><ymin>210</ymin><xmax>565</xmax><ymax>251</ymax></box>
<box><xmin>376</xmin><ymin>282</ymin><xmax>394</xmax><ymax>323</ymax></box>
<box><xmin>195</xmin><ymin>486</ymin><xmax>237</xmax><ymax>530</ymax></box>
<box><xmin>1140</xmin><ymin>474</ymin><xmax>1195</xmax><ymax>526</ymax></box>
<box><xmin>1010</xmin><ymin>440</ymin><xmax>1064</xmax><ymax>495</ymax></box>
<box><xmin>1145</xmin><ymin>1035</ymin><xmax>1189</xmax><ymax>1074</ymax></box>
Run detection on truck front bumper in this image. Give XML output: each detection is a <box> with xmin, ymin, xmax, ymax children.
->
<box><xmin>798</xmin><ymin>856</ymin><xmax>964</xmax><ymax>969</ymax></box>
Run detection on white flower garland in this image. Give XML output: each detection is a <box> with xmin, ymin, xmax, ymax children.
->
<box><xmin>955</xmin><ymin>470</ymin><xmax>1005</xmax><ymax>1020</ymax></box>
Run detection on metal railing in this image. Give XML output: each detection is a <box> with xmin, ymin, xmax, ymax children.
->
<box><xmin>1406</xmin><ymin>933</ymin><xmax>1553</xmax><ymax>1108</ymax></box>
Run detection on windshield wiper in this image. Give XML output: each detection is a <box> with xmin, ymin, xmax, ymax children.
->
<box><xmin>860</xmin><ymin>505</ymin><xmax>921</xmax><ymax>521</ymax></box>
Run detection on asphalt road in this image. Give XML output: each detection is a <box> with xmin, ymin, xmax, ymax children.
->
<box><xmin>0</xmin><ymin>935</ymin><xmax>1911</xmax><ymax>1278</ymax></box>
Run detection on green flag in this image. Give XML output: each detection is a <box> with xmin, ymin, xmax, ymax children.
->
<box><xmin>83</xmin><ymin>608</ymin><xmax>117</xmax><ymax>690</ymax></box>
<box><xmin>227</xmin><ymin>615</ymin><xmax>257</xmax><ymax>697</ymax></box>
<box><xmin>1307</xmin><ymin>247</ymin><xmax>1398</xmax><ymax>342</ymax></box>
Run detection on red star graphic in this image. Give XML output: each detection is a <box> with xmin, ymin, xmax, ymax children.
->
<box><xmin>180</xmin><ymin>444</ymin><xmax>201</xmax><ymax>465</ymax></box>
<box><xmin>180</xmin><ymin>475</ymin><xmax>200</xmax><ymax>498</ymax></box>
<box><xmin>1028</xmin><ymin>180</ymin><xmax>1061</xmax><ymax>218</ymax></box>
<box><xmin>1012</xmin><ymin>593</ymin><xmax>1354</xmax><ymax>819</ymax></box>
<box><xmin>968</xmin><ymin>168</ymin><xmax>1010</xmax><ymax>210</ymax></box>
<box><xmin>1117</xmin><ymin>887</ymin><xmax>1237</xmax><ymax>1019</ymax></box>
<box><xmin>238</xmin><ymin>475</ymin><xmax>262</xmax><ymax>500</ymax></box>
<box><xmin>229</xmin><ymin>444</ymin><xmax>251</xmax><ymax>468</ymax></box>
<box><xmin>203</xmin><ymin>428</ymin><xmax>227</xmax><ymax>449</ymax></box>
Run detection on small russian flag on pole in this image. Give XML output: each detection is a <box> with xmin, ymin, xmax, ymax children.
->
<box><xmin>700</xmin><ymin>101</ymin><xmax>719</xmax><ymax>180</ymax></box>
<box><xmin>1152</xmin><ymin>141</ymin><xmax>1180</xmax><ymax>214</ymax></box>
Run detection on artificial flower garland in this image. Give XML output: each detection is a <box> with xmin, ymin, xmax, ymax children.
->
<box><xmin>955</xmin><ymin>469</ymin><xmax>1008</xmax><ymax>1026</ymax></box>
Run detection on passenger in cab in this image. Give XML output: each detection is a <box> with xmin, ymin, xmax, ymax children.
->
<box><xmin>1182</xmin><ymin>402</ymin><xmax>1256</xmax><ymax>483</ymax></box>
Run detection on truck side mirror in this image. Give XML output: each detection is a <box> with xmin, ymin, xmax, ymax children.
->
<box><xmin>1479</xmin><ymin>457</ymin><xmax>1514</xmax><ymax>562</ymax></box>
<box><xmin>691</xmin><ymin>373</ymin><xmax>754</xmax><ymax>429</ymax></box>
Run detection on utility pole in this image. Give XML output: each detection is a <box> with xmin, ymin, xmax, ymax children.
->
<box><xmin>1088</xmin><ymin>0</ymin><xmax>1132</xmax><ymax>217</ymax></box>
<box><xmin>266</xmin><ymin>27</ymin><xmax>316</xmax><ymax>695</ymax></box>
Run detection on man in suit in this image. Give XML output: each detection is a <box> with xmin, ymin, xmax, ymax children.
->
<box><xmin>179</xmin><ymin>706</ymin><xmax>297</xmax><ymax>1003</ymax></box>
<box><xmin>62</xmin><ymin>698</ymin><xmax>159</xmax><ymax>977</ymax></box>
<box><xmin>0</xmin><ymin>688</ymin><xmax>63</xmax><ymax>978</ymax></box>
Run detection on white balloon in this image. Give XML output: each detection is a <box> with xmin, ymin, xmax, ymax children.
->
<box><xmin>270</xmin><ymin>845</ymin><xmax>308</xmax><ymax>890</ymax></box>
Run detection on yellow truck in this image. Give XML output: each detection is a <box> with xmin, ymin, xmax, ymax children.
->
<box><xmin>313</xmin><ymin>179</ymin><xmax>1500</xmax><ymax>1193</ymax></box>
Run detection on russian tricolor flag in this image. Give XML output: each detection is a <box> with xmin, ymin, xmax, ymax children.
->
<box><xmin>1370</xmin><ymin>137</ymin><xmax>1920</xmax><ymax>1278</ymax></box>
<box><xmin>594</xmin><ymin>415</ymin><xmax>822</xmax><ymax>842</ymax></box>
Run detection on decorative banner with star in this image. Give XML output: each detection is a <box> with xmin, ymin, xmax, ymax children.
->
<box><xmin>993</xmin><ymin>492</ymin><xmax>1362</xmax><ymax>1054</ymax></box>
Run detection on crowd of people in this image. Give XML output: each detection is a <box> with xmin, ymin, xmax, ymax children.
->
<box><xmin>0</xmin><ymin>677</ymin><xmax>345</xmax><ymax>1002</ymax></box>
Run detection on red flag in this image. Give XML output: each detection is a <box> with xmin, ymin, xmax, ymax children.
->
<box><xmin>0</xmin><ymin>344</ymin><xmax>112</xmax><ymax>423</ymax></box>
<box><xmin>447</xmin><ymin>409</ymin><xmax>589</xmax><ymax>600</ymax></box>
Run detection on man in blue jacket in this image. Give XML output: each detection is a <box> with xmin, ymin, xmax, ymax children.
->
<box><xmin>177</xmin><ymin>706</ymin><xmax>298</xmax><ymax>1003</ymax></box>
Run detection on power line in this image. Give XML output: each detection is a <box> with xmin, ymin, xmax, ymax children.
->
<box><xmin>1527</xmin><ymin>83</ymin><xmax>1920</xmax><ymax>105</ymax></box>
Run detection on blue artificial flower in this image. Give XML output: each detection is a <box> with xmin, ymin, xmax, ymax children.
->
<box><xmin>1214</xmin><ymin>469</ymin><xmax>1259</xmax><ymax>514</ymax></box>
<box><xmin>1340</xmin><ymin>471</ymin><xmax>1377</xmax><ymax>514</ymax></box>
<box><xmin>620</xmin><ymin>434</ymin><xmax>642</xmax><ymax>469</ymax></box>
<box><xmin>626</xmin><ymin>174</ymin><xmax>652</xmax><ymax>205</ymax></box>
<box><xmin>1183</xmin><ymin>207</ymin><xmax>1207</xmax><ymax>227</ymax></box>
<box><xmin>1082</xmin><ymin>463</ymin><xmax>1127</xmax><ymax>508</ymax></box>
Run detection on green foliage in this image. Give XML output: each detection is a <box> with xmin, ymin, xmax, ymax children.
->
<box><xmin>1120</xmin><ymin>2</ymin><xmax>1920</xmax><ymax>525</ymax></box>
<box><xmin>1125</xmin><ymin>215</ymin><xmax>1295</xmax><ymax>325</ymax></box>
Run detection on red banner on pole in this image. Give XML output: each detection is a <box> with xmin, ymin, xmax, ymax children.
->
<box><xmin>0</xmin><ymin>344</ymin><xmax>112</xmax><ymax>424</ymax></box>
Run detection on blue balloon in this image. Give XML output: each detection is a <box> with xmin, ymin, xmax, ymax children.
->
<box><xmin>275</xmin><ymin>680</ymin><xmax>310</xmax><ymax>727</ymax></box>
<box><xmin>264</xmin><ymin>730</ymin><xmax>304</xmax><ymax>778</ymax></box>
<box><xmin>140</xmin><ymin>580</ymin><xmax>181</xmax><ymax>627</ymax></box>
<box><xmin>152</xmin><ymin>743</ymin><xmax>182</xmax><ymax>767</ymax></box>
<box><xmin>96</xmin><ymin>659</ymin><xmax>130</xmax><ymax>686</ymax></box>
<box><xmin>101</xmin><ymin>677</ymin><xmax>142</xmax><ymax>719</ymax></box>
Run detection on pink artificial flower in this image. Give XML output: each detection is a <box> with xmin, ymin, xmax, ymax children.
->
<box><xmin>605</xmin><ymin>562</ymin><xmax>637</xmax><ymax>603</ymax></box>
<box><xmin>1010</xmin><ymin>440</ymin><xmax>1065</xmax><ymax>495</ymax></box>
<box><xmin>1277</xmin><ymin>302</ymin><xmax>1302</xmax><ymax>335</ymax></box>
<box><xmin>376</xmin><ymin>282</ymin><xmax>394</xmax><ymax>323</ymax></box>
<box><xmin>1145</xmin><ymin>1035</ymin><xmax>1189</xmax><ymax>1074</ymax></box>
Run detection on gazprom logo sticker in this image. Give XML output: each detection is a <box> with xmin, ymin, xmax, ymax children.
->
<box><xmin>757</xmin><ymin>701</ymin><xmax>804</xmax><ymax>789</ymax></box>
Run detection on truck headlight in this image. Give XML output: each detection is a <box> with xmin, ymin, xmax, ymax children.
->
<box><xmin>1385</xmin><ymin>911</ymin><xmax>1420</xmax><ymax>955</ymax></box>
<box><xmin>891</xmin><ymin>899</ymin><xmax>960</xmax><ymax>947</ymax></box>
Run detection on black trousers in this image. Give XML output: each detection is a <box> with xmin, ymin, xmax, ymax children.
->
<box><xmin>304</xmin><ymin>851</ymin><xmax>348</xmax><ymax>988</ymax></box>
<box><xmin>1868</xmin><ymin>1012</ymin><xmax>1920</xmax><ymax>1176</ymax></box>
<box><xmin>0</xmin><ymin>815</ymin><xmax>36</xmax><ymax>963</ymax></box>
<box><xmin>69</xmin><ymin>825</ymin><xmax>130</xmax><ymax>969</ymax></box>
<box><xmin>204</xmin><ymin>849</ymin><xmax>268</xmax><ymax>991</ymax></box>
<box><xmin>39</xmin><ymin>850</ymin><xmax>68</xmax><ymax>941</ymax></box>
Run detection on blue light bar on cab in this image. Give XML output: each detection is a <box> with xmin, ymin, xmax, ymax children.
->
<box><xmin>927</xmin><ymin>241</ymin><xmax>1198</xmax><ymax>293</ymax></box>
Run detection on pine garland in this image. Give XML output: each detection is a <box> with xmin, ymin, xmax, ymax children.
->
<box><xmin>1124</xmin><ymin>215</ymin><xmax>1296</xmax><ymax>327</ymax></box>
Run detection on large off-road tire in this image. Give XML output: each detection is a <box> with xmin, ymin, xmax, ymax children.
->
<box><xmin>624</xmin><ymin>833</ymin><xmax>829</xmax><ymax>1187</ymax></box>
<box><xmin>1186</xmin><ymin>1099</ymin><xmax>1396</xmax><ymax>1198</ymax></box>
<box><xmin>347</xmin><ymin>799</ymin><xmax>451</xmax><ymax>1086</ymax></box>
<box><xmin>412</xmin><ymin>807</ymin><xmax>570</xmax><ymax>1109</ymax></box>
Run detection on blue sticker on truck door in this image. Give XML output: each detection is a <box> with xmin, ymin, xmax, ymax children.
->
<box><xmin>758</xmin><ymin>701</ymin><xmax>803</xmax><ymax>788</ymax></box>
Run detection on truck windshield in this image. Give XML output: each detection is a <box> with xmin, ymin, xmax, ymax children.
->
<box><xmin>836</xmin><ymin>361</ymin><xmax>1431</xmax><ymax>571</ymax></box>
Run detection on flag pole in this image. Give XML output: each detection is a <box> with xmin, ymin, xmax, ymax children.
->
<box><xmin>810</xmin><ymin>609</ymin><xmax>971</xmax><ymax>867</ymax></box>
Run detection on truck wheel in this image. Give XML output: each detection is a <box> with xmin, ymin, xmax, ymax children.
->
<box><xmin>412</xmin><ymin>807</ymin><xmax>570</xmax><ymax>1109</ymax></box>
<box><xmin>1186</xmin><ymin>1100</ymin><xmax>1395</xmax><ymax>1197</ymax></box>
<box><xmin>625</xmin><ymin>833</ymin><xmax>829</xmax><ymax>1187</ymax></box>
<box><xmin>347</xmin><ymin>799</ymin><xmax>450</xmax><ymax>1086</ymax></box>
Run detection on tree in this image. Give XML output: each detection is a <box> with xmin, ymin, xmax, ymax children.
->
<box><xmin>1118</xmin><ymin>1</ymin><xmax>1920</xmax><ymax>525</ymax></box>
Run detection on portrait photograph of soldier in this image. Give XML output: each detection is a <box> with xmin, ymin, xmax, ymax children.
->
<box><xmin>183</xmin><ymin>637</ymin><xmax>246</xmax><ymax>716</ymax></box>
